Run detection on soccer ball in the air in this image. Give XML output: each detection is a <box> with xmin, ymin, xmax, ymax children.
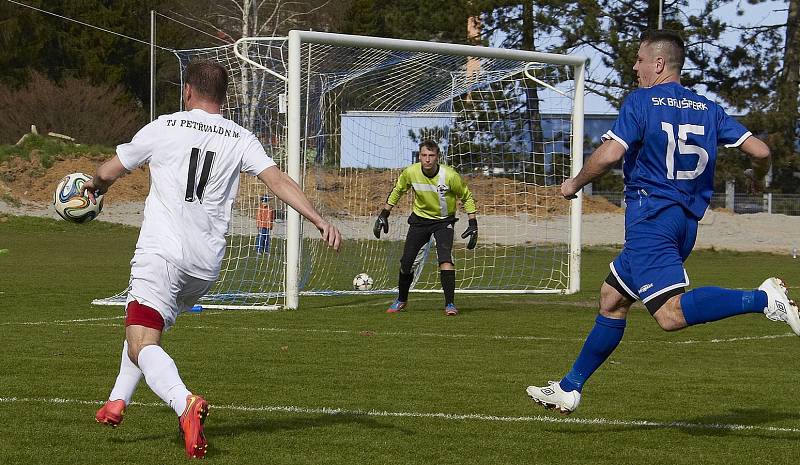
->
<box><xmin>353</xmin><ymin>273</ymin><xmax>374</xmax><ymax>291</ymax></box>
<box><xmin>53</xmin><ymin>172</ymin><xmax>103</xmax><ymax>223</ymax></box>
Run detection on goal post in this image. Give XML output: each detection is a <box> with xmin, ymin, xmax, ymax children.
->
<box><xmin>93</xmin><ymin>30</ymin><xmax>586</xmax><ymax>310</ymax></box>
<box><xmin>569</xmin><ymin>60</ymin><xmax>585</xmax><ymax>296</ymax></box>
<box><xmin>286</xmin><ymin>31</ymin><xmax>303</xmax><ymax>310</ymax></box>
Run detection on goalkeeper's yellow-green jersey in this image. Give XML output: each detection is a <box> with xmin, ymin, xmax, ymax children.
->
<box><xmin>387</xmin><ymin>163</ymin><xmax>477</xmax><ymax>220</ymax></box>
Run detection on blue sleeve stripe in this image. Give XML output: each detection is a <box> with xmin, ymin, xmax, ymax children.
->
<box><xmin>723</xmin><ymin>131</ymin><xmax>752</xmax><ymax>148</ymax></box>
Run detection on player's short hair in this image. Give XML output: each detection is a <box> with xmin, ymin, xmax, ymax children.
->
<box><xmin>640</xmin><ymin>30</ymin><xmax>685</xmax><ymax>72</ymax></box>
<box><xmin>418</xmin><ymin>139</ymin><xmax>440</xmax><ymax>155</ymax></box>
<box><xmin>185</xmin><ymin>61</ymin><xmax>228</xmax><ymax>105</ymax></box>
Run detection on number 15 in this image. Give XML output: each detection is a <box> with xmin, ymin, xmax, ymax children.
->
<box><xmin>661</xmin><ymin>122</ymin><xmax>708</xmax><ymax>180</ymax></box>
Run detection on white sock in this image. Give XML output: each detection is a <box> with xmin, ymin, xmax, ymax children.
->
<box><xmin>108</xmin><ymin>340</ymin><xmax>143</xmax><ymax>404</ymax></box>
<box><xmin>137</xmin><ymin>345</ymin><xmax>191</xmax><ymax>416</ymax></box>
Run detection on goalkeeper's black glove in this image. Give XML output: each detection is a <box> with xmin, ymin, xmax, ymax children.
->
<box><xmin>373</xmin><ymin>209</ymin><xmax>390</xmax><ymax>239</ymax></box>
<box><xmin>461</xmin><ymin>218</ymin><xmax>478</xmax><ymax>250</ymax></box>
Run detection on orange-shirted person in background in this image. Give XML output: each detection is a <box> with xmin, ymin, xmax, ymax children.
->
<box><xmin>256</xmin><ymin>194</ymin><xmax>274</xmax><ymax>253</ymax></box>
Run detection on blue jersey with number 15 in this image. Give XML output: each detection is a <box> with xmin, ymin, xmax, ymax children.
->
<box><xmin>603</xmin><ymin>82</ymin><xmax>751</xmax><ymax>219</ymax></box>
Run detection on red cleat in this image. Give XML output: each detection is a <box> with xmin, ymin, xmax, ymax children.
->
<box><xmin>95</xmin><ymin>399</ymin><xmax>126</xmax><ymax>427</ymax></box>
<box><xmin>179</xmin><ymin>394</ymin><xmax>209</xmax><ymax>458</ymax></box>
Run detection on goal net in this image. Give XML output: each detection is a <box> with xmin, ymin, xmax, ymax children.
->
<box><xmin>94</xmin><ymin>31</ymin><xmax>585</xmax><ymax>310</ymax></box>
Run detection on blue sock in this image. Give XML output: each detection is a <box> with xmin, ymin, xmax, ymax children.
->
<box><xmin>559</xmin><ymin>314</ymin><xmax>626</xmax><ymax>393</ymax></box>
<box><xmin>680</xmin><ymin>287</ymin><xmax>767</xmax><ymax>326</ymax></box>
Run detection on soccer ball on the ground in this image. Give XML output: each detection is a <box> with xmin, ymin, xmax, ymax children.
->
<box><xmin>353</xmin><ymin>273</ymin><xmax>373</xmax><ymax>291</ymax></box>
<box><xmin>53</xmin><ymin>172</ymin><xmax>103</xmax><ymax>223</ymax></box>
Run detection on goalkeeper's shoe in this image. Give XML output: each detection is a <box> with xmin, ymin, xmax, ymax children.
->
<box><xmin>95</xmin><ymin>399</ymin><xmax>126</xmax><ymax>427</ymax></box>
<box><xmin>386</xmin><ymin>299</ymin><xmax>407</xmax><ymax>313</ymax></box>
<box><xmin>759</xmin><ymin>277</ymin><xmax>800</xmax><ymax>336</ymax></box>
<box><xmin>445</xmin><ymin>303</ymin><xmax>459</xmax><ymax>316</ymax></box>
<box><xmin>179</xmin><ymin>394</ymin><xmax>209</xmax><ymax>458</ymax></box>
<box><xmin>526</xmin><ymin>381</ymin><xmax>581</xmax><ymax>415</ymax></box>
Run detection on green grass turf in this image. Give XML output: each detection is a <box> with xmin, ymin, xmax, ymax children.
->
<box><xmin>1</xmin><ymin>214</ymin><xmax>799</xmax><ymax>464</ymax></box>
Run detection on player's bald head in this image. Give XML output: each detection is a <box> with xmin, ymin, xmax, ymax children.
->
<box><xmin>640</xmin><ymin>30</ymin><xmax>685</xmax><ymax>73</ymax></box>
<box><xmin>185</xmin><ymin>61</ymin><xmax>228</xmax><ymax>105</ymax></box>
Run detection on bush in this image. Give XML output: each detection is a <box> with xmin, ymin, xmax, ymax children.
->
<box><xmin>0</xmin><ymin>71</ymin><xmax>146</xmax><ymax>146</ymax></box>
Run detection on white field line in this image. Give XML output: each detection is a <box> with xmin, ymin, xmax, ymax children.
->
<box><xmin>0</xmin><ymin>396</ymin><xmax>798</xmax><ymax>434</ymax></box>
<box><xmin>0</xmin><ymin>316</ymin><xmax>794</xmax><ymax>345</ymax></box>
<box><xmin>0</xmin><ymin>315</ymin><xmax>126</xmax><ymax>325</ymax></box>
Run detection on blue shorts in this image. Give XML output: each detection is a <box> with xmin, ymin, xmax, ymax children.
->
<box><xmin>610</xmin><ymin>193</ymin><xmax>697</xmax><ymax>306</ymax></box>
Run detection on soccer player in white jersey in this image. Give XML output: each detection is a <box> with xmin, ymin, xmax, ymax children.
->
<box><xmin>525</xmin><ymin>30</ymin><xmax>798</xmax><ymax>415</ymax></box>
<box><xmin>373</xmin><ymin>140</ymin><xmax>478</xmax><ymax>316</ymax></box>
<box><xmin>82</xmin><ymin>61</ymin><xmax>341</xmax><ymax>458</ymax></box>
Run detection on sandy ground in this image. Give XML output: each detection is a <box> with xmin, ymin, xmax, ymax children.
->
<box><xmin>4</xmin><ymin>199</ymin><xmax>798</xmax><ymax>255</ymax></box>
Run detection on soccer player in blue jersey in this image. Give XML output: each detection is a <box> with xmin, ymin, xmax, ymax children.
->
<box><xmin>525</xmin><ymin>30</ymin><xmax>799</xmax><ymax>414</ymax></box>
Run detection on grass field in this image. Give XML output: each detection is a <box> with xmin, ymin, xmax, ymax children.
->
<box><xmin>1</xmin><ymin>213</ymin><xmax>799</xmax><ymax>464</ymax></box>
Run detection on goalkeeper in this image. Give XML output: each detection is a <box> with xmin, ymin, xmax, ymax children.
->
<box><xmin>373</xmin><ymin>140</ymin><xmax>477</xmax><ymax>316</ymax></box>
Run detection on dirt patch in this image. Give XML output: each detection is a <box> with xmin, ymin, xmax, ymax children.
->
<box><xmin>0</xmin><ymin>153</ymin><xmax>149</xmax><ymax>205</ymax></box>
<box><xmin>1</xmin><ymin>155</ymin><xmax>620</xmax><ymax>216</ymax></box>
<box><xmin>304</xmin><ymin>169</ymin><xmax>621</xmax><ymax>217</ymax></box>
<box><xmin>3</xmin><ymin>155</ymin><xmax>798</xmax><ymax>254</ymax></box>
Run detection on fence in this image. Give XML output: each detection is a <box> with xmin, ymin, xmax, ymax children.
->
<box><xmin>591</xmin><ymin>191</ymin><xmax>800</xmax><ymax>216</ymax></box>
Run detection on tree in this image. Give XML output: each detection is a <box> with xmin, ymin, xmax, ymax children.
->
<box><xmin>337</xmin><ymin>0</ymin><xmax>473</xmax><ymax>43</ymax></box>
<box><xmin>553</xmin><ymin>0</ymin><xmax>731</xmax><ymax>106</ymax></box>
<box><xmin>512</xmin><ymin>0</ymin><xmax>797</xmax><ymax>192</ymax></box>
<box><xmin>167</xmin><ymin>0</ymin><xmax>348</xmax><ymax>130</ymax></box>
<box><xmin>0</xmin><ymin>1</ymin><xmax>49</xmax><ymax>86</ymax></box>
<box><xmin>700</xmin><ymin>0</ymin><xmax>799</xmax><ymax>193</ymax></box>
<box><xmin>477</xmin><ymin>2</ymin><xmax>562</xmax><ymax>175</ymax></box>
<box><xmin>0</xmin><ymin>0</ymin><xmax>200</xmax><ymax>122</ymax></box>
<box><xmin>334</xmin><ymin>1</ymin><xmax>577</xmax><ymax>180</ymax></box>
<box><xmin>0</xmin><ymin>1</ymin><xmax>162</xmax><ymax>96</ymax></box>
<box><xmin>170</xmin><ymin>0</ymin><xmax>343</xmax><ymax>39</ymax></box>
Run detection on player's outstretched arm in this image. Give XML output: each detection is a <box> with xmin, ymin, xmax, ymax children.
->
<box><xmin>739</xmin><ymin>136</ymin><xmax>771</xmax><ymax>194</ymax></box>
<box><xmin>561</xmin><ymin>139</ymin><xmax>626</xmax><ymax>199</ymax></box>
<box><xmin>81</xmin><ymin>156</ymin><xmax>128</xmax><ymax>204</ymax></box>
<box><xmin>257</xmin><ymin>166</ymin><xmax>341</xmax><ymax>251</ymax></box>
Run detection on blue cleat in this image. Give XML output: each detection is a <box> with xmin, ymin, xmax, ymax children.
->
<box><xmin>386</xmin><ymin>300</ymin><xmax>407</xmax><ymax>313</ymax></box>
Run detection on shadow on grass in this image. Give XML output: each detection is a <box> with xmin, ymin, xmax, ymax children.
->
<box><xmin>678</xmin><ymin>407</ymin><xmax>800</xmax><ymax>438</ymax></box>
<box><xmin>206</xmin><ymin>413</ymin><xmax>413</xmax><ymax>437</ymax></box>
<box><xmin>109</xmin><ymin>413</ymin><xmax>414</xmax><ymax>459</ymax></box>
<box><xmin>539</xmin><ymin>407</ymin><xmax>800</xmax><ymax>440</ymax></box>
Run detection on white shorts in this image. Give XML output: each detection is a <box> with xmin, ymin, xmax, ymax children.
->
<box><xmin>126</xmin><ymin>253</ymin><xmax>215</xmax><ymax>330</ymax></box>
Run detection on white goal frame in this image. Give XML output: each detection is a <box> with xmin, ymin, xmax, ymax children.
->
<box><xmin>277</xmin><ymin>31</ymin><xmax>586</xmax><ymax>308</ymax></box>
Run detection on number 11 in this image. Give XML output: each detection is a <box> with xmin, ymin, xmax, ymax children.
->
<box><xmin>185</xmin><ymin>148</ymin><xmax>215</xmax><ymax>202</ymax></box>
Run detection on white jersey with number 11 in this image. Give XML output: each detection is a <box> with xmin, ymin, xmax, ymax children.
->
<box><xmin>117</xmin><ymin>108</ymin><xmax>276</xmax><ymax>280</ymax></box>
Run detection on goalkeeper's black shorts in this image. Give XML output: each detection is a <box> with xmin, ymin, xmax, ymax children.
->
<box><xmin>400</xmin><ymin>214</ymin><xmax>456</xmax><ymax>271</ymax></box>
